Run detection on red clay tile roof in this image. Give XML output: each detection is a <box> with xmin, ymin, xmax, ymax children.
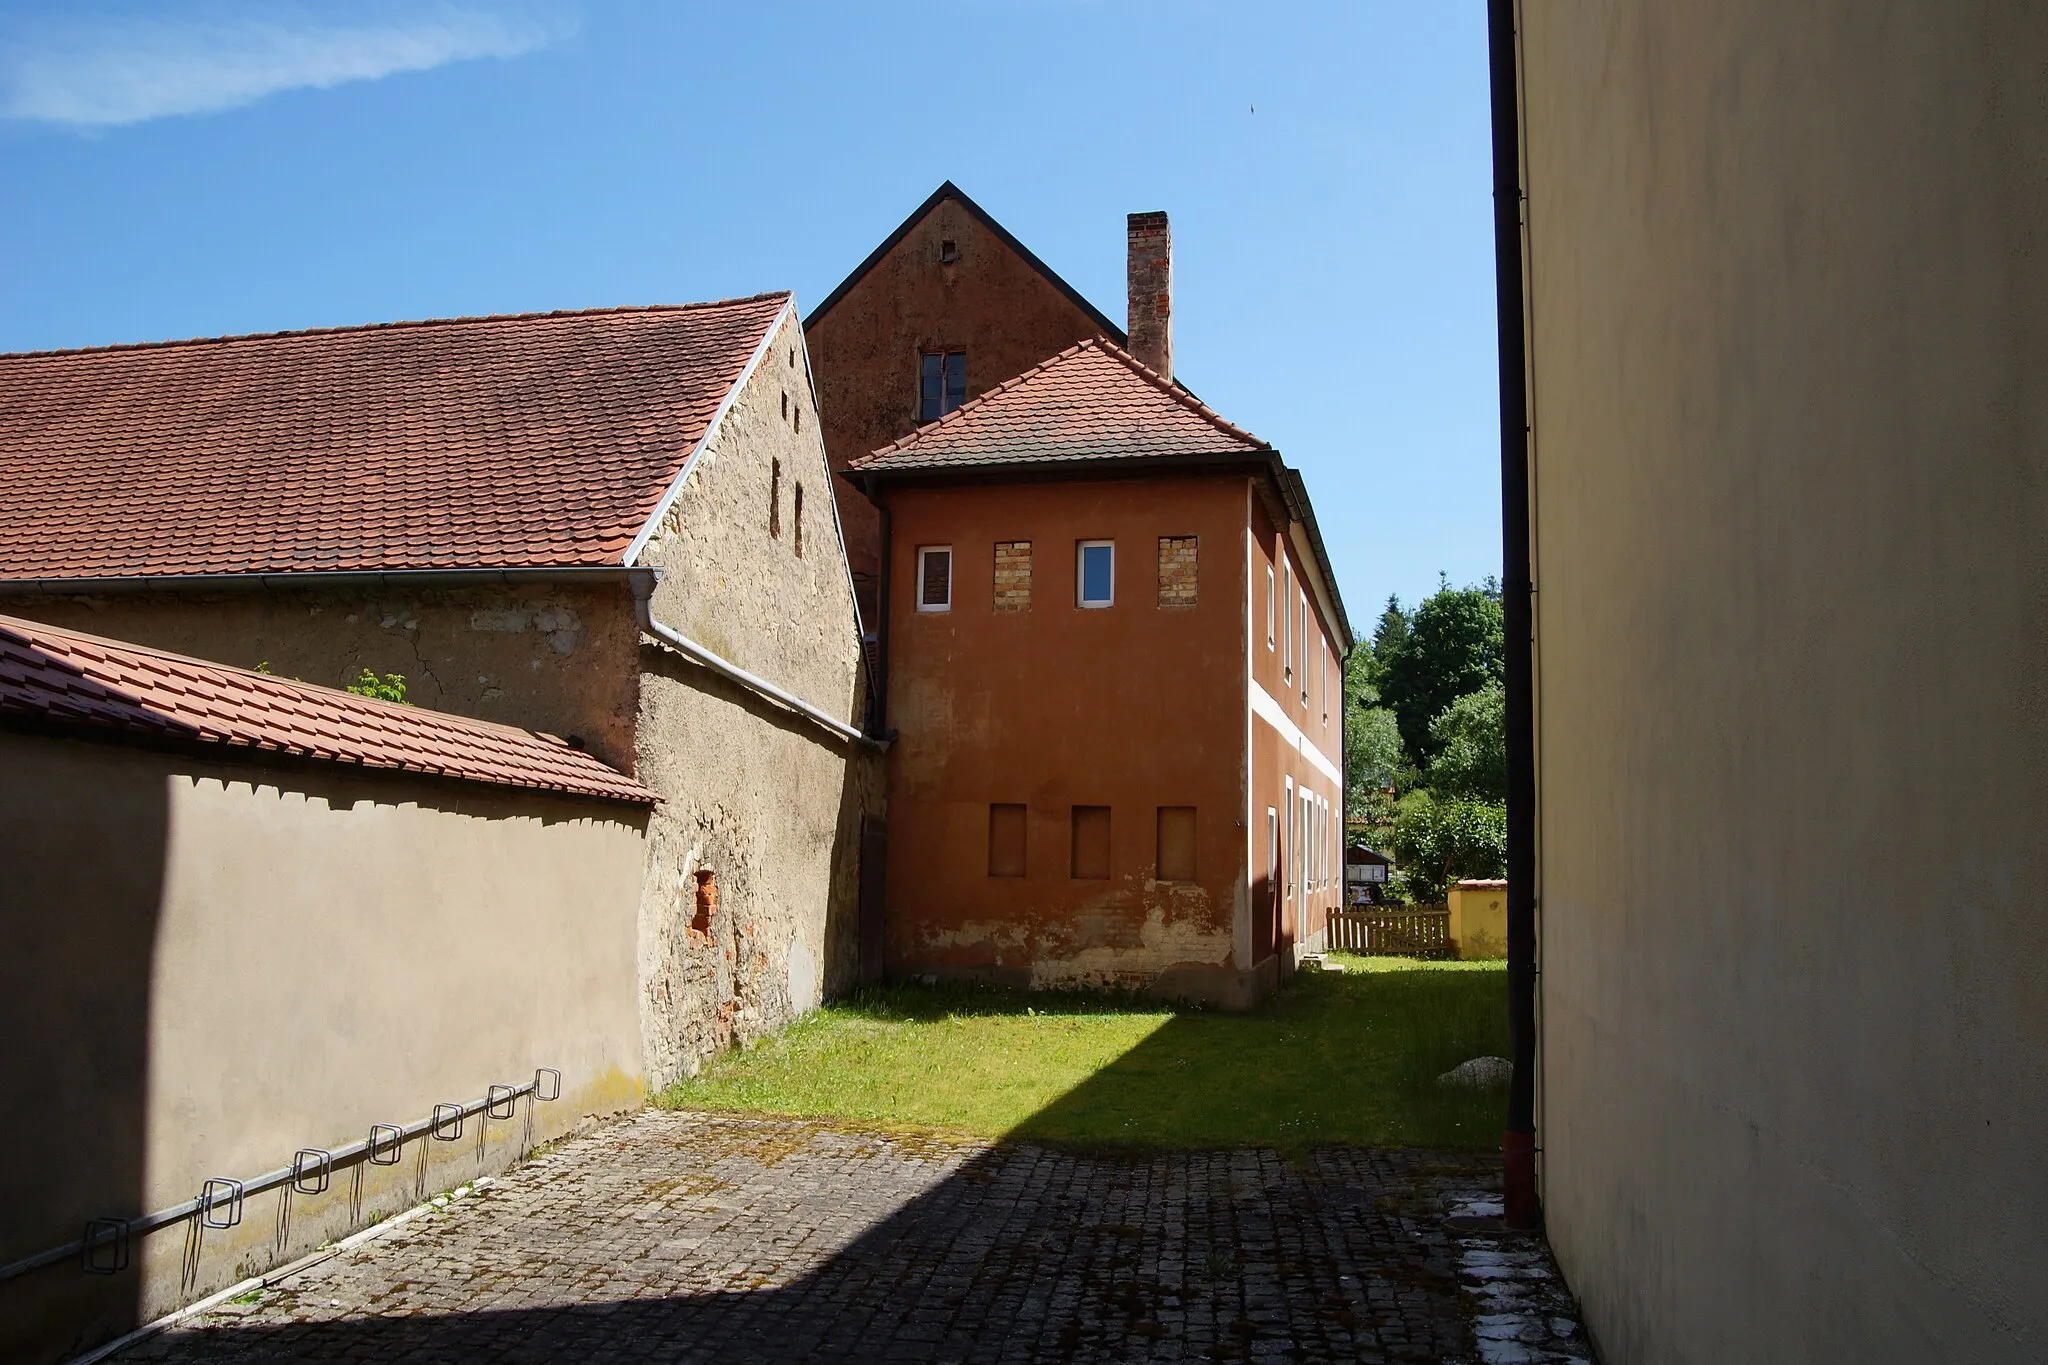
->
<box><xmin>0</xmin><ymin>294</ymin><xmax>789</xmax><ymax>580</ymax></box>
<box><xmin>0</xmin><ymin>614</ymin><xmax>655</xmax><ymax>804</ymax></box>
<box><xmin>848</xmin><ymin>338</ymin><xmax>1269</xmax><ymax>473</ymax></box>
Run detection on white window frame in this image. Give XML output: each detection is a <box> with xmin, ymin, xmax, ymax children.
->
<box><xmin>1266</xmin><ymin>565</ymin><xmax>1276</xmax><ymax>649</ymax></box>
<box><xmin>1283</xmin><ymin>776</ymin><xmax>1295</xmax><ymax>900</ymax></box>
<box><xmin>1322</xmin><ymin>645</ymin><xmax>1330</xmax><ymax>725</ymax></box>
<box><xmin>1266</xmin><ymin>806</ymin><xmax>1279</xmax><ymax>907</ymax></box>
<box><xmin>1077</xmin><ymin>540</ymin><xmax>1115</xmax><ymax>608</ymax></box>
<box><xmin>1282</xmin><ymin>559</ymin><xmax>1293</xmax><ymax>682</ymax></box>
<box><xmin>916</xmin><ymin>545</ymin><xmax>953</xmax><ymax>613</ymax></box>
<box><xmin>1299</xmin><ymin>789</ymin><xmax>1313</xmax><ymax>900</ymax></box>
<box><xmin>1301</xmin><ymin>595</ymin><xmax>1312</xmax><ymax>704</ymax></box>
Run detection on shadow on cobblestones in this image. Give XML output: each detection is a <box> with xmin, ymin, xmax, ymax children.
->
<box><xmin>133</xmin><ymin>1113</ymin><xmax>1527</xmax><ymax>1365</ymax></box>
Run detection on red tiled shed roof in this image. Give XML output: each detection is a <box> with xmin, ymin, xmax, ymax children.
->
<box><xmin>0</xmin><ymin>614</ymin><xmax>655</xmax><ymax>805</ymax></box>
<box><xmin>848</xmin><ymin>338</ymin><xmax>1270</xmax><ymax>473</ymax></box>
<box><xmin>0</xmin><ymin>294</ymin><xmax>790</xmax><ymax>580</ymax></box>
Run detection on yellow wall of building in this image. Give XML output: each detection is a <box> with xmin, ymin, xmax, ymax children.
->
<box><xmin>1447</xmin><ymin>881</ymin><xmax>1507</xmax><ymax>960</ymax></box>
<box><xmin>1522</xmin><ymin>4</ymin><xmax>2048</xmax><ymax>1361</ymax></box>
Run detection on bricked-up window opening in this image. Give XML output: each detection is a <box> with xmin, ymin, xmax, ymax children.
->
<box><xmin>1070</xmin><ymin>806</ymin><xmax>1110</xmax><ymax>880</ymax></box>
<box><xmin>988</xmin><ymin>803</ymin><xmax>1026</xmax><ymax>877</ymax></box>
<box><xmin>1156</xmin><ymin>806</ymin><xmax>1197</xmax><ymax>882</ymax></box>
<box><xmin>793</xmin><ymin>484</ymin><xmax>804</xmax><ymax>558</ymax></box>
<box><xmin>1078</xmin><ymin>541</ymin><xmax>1114</xmax><ymax>608</ymax></box>
<box><xmin>769</xmin><ymin>458</ymin><xmax>782</xmax><ymax>538</ymax></box>
<box><xmin>919</xmin><ymin>351</ymin><xmax>967</xmax><ymax>422</ymax></box>
<box><xmin>691</xmin><ymin>868</ymin><xmax>717</xmax><ymax>936</ymax></box>
<box><xmin>939</xmin><ymin>238</ymin><xmax>959</xmax><ymax>263</ymax></box>
<box><xmin>993</xmin><ymin>540</ymin><xmax>1032</xmax><ymax>612</ymax></box>
<box><xmin>917</xmin><ymin>546</ymin><xmax>952</xmax><ymax>612</ymax></box>
<box><xmin>1157</xmin><ymin>536</ymin><xmax>1197</xmax><ymax>608</ymax></box>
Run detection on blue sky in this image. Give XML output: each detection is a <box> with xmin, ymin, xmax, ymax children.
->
<box><xmin>0</xmin><ymin>0</ymin><xmax>1502</xmax><ymax>626</ymax></box>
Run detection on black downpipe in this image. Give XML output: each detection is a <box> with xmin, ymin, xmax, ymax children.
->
<box><xmin>1488</xmin><ymin>0</ymin><xmax>1541</xmax><ymax>1229</ymax></box>
<box><xmin>871</xmin><ymin>490</ymin><xmax>893</xmax><ymax>734</ymax></box>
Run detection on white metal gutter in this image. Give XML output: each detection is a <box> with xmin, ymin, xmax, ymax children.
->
<box><xmin>635</xmin><ymin>599</ymin><xmax>870</xmax><ymax>747</ymax></box>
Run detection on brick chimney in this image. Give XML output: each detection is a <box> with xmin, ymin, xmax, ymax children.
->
<box><xmin>1126</xmin><ymin>210</ymin><xmax>1172</xmax><ymax>382</ymax></box>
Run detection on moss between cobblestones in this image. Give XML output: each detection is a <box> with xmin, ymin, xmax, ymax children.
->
<box><xmin>655</xmin><ymin>958</ymin><xmax>1509</xmax><ymax>1150</ymax></box>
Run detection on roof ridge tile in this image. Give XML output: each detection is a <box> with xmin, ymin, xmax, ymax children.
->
<box><xmin>0</xmin><ymin>292</ymin><xmax>795</xmax><ymax>363</ymax></box>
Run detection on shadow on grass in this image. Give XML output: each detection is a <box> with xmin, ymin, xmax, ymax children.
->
<box><xmin>1007</xmin><ymin>963</ymin><xmax>1510</xmax><ymax>1152</ymax></box>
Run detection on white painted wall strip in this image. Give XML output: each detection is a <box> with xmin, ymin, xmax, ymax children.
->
<box><xmin>1251</xmin><ymin>680</ymin><xmax>1342</xmax><ymax>786</ymax></box>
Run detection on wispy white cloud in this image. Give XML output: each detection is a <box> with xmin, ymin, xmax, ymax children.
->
<box><xmin>1</xmin><ymin>6</ymin><xmax>566</xmax><ymax>127</ymax></box>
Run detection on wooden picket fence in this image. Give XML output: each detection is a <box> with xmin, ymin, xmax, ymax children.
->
<box><xmin>1325</xmin><ymin>905</ymin><xmax>1452</xmax><ymax>957</ymax></box>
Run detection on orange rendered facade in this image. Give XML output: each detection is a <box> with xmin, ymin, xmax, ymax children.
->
<box><xmin>873</xmin><ymin>471</ymin><xmax>1345</xmax><ymax>1005</ymax></box>
<box><xmin>806</xmin><ymin>184</ymin><xmax>1124</xmax><ymax>625</ymax></box>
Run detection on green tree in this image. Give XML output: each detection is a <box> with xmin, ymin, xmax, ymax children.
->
<box><xmin>1374</xmin><ymin>576</ymin><xmax>1503</xmax><ymax>767</ymax></box>
<box><xmin>1344</xmin><ymin>642</ymin><xmax>1409</xmax><ymax>819</ymax></box>
<box><xmin>1424</xmin><ymin>681</ymin><xmax>1507</xmax><ymax>801</ymax></box>
<box><xmin>1358</xmin><ymin>594</ymin><xmax>1409</xmax><ymax>693</ymax></box>
<box><xmin>1388</xmin><ymin>792</ymin><xmax>1507</xmax><ymax>903</ymax></box>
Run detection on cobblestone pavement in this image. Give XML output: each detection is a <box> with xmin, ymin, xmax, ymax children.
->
<box><xmin>126</xmin><ymin>1111</ymin><xmax>1587</xmax><ymax>1364</ymax></box>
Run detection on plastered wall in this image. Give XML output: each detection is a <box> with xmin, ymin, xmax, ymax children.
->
<box><xmin>0</xmin><ymin>583</ymin><xmax>643</xmax><ymax>772</ymax></box>
<box><xmin>0</xmin><ymin>731</ymin><xmax>648</xmax><ymax>1365</ymax></box>
<box><xmin>1521</xmin><ymin>4</ymin><xmax>2048</xmax><ymax>1361</ymax></box>
<box><xmin>877</xmin><ymin>474</ymin><xmax>1259</xmax><ymax>1002</ymax></box>
<box><xmin>631</xmin><ymin>311</ymin><xmax>880</xmax><ymax>1084</ymax></box>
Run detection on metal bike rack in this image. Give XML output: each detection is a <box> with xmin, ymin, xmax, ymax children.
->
<box><xmin>0</xmin><ymin>1067</ymin><xmax>561</xmax><ymax>1284</ymax></box>
<box><xmin>291</xmin><ymin>1149</ymin><xmax>332</xmax><ymax>1197</ymax></box>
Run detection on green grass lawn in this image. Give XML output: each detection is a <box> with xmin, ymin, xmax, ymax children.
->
<box><xmin>656</xmin><ymin>955</ymin><xmax>1510</xmax><ymax>1151</ymax></box>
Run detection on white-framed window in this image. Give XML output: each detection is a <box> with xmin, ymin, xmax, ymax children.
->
<box><xmin>1283</xmin><ymin>776</ymin><xmax>1294</xmax><ymax>900</ymax></box>
<box><xmin>1299</xmin><ymin>789</ymin><xmax>1313</xmax><ymax>900</ymax></box>
<box><xmin>1266</xmin><ymin>806</ymin><xmax>1279</xmax><ymax>902</ymax></box>
<box><xmin>1282</xmin><ymin>559</ymin><xmax>1293</xmax><ymax>681</ymax></box>
<box><xmin>1322</xmin><ymin>645</ymin><xmax>1330</xmax><ymax>725</ymax></box>
<box><xmin>1266</xmin><ymin>564</ymin><xmax>1276</xmax><ymax>650</ymax></box>
<box><xmin>1077</xmin><ymin>540</ymin><xmax>1114</xmax><ymax>608</ymax></box>
<box><xmin>916</xmin><ymin>546</ymin><xmax>953</xmax><ymax>612</ymax></box>
<box><xmin>1301</xmin><ymin>596</ymin><xmax>1312</xmax><ymax>704</ymax></box>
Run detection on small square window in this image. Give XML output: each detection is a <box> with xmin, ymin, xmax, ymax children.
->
<box><xmin>917</xmin><ymin>546</ymin><xmax>952</xmax><ymax>612</ymax></box>
<box><xmin>1156</xmin><ymin>806</ymin><xmax>1196</xmax><ymax>883</ymax></box>
<box><xmin>919</xmin><ymin>351</ymin><xmax>967</xmax><ymax>422</ymax></box>
<box><xmin>988</xmin><ymin>803</ymin><xmax>1026</xmax><ymax>878</ymax></box>
<box><xmin>1078</xmin><ymin>541</ymin><xmax>1114</xmax><ymax>608</ymax></box>
<box><xmin>1071</xmin><ymin>805</ymin><xmax>1111</xmax><ymax>880</ymax></box>
<box><xmin>939</xmin><ymin>238</ymin><xmax>960</xmax><ymax>263</ymax></box>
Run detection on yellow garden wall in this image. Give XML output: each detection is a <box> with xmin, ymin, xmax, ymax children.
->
<box><xmin>1448</xmin><ymin>880</ymin><xmax>1507</xmax><ymax>960</ymax></box>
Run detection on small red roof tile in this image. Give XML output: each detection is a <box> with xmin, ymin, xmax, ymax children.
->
<box><xmin>0</xmin><ymin>295</ymin><xmax>789</xmax><ymax>580</ymax></box>
<box><xmin>848</xmin><ymin>337</ymin><xmax>1269</xmax><ymax>473</ymax></box>
<box><xmin>0</xmin><ymin>614</ymin><xmax>655</xmax><ymax>805</ymax></box>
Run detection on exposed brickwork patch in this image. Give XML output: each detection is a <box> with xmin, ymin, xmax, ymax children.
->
<box><xmin>1157</xmin><ymin>536</ymin><xmax>1198</xmax><ymax>608</ymax></box>
<box><xmin>993</xmin><ymin>540</ymin><xmax>1032</xmax><ymax>612</ymax></box>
